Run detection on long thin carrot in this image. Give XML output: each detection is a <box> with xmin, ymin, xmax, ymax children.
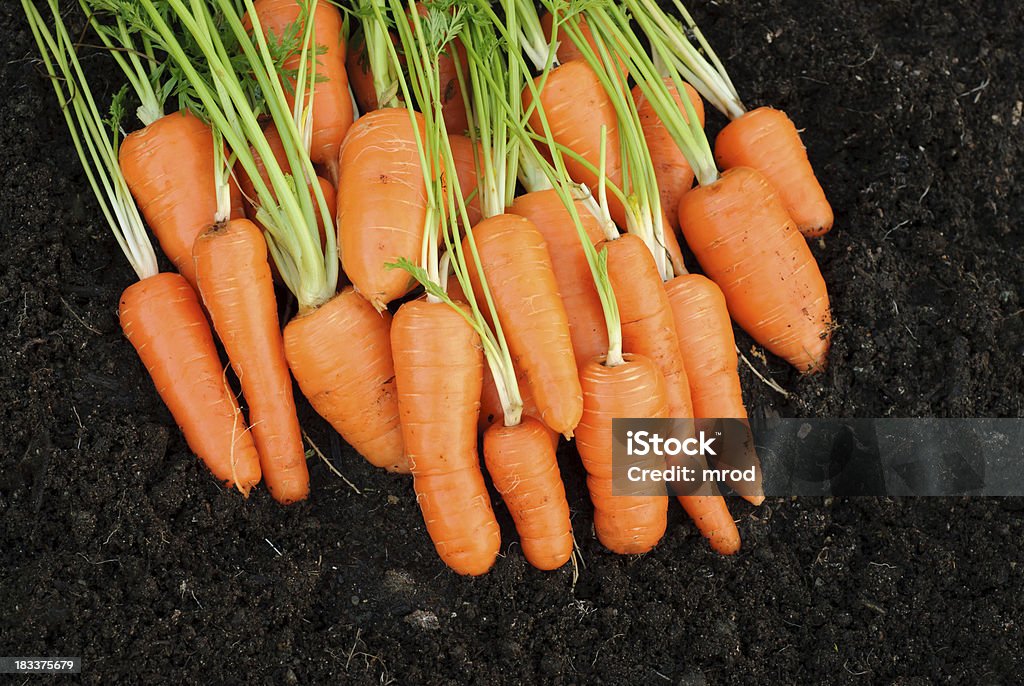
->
<box><xmin>463</xmin><ymin>214</ymin><xmax>583</xmax><ymax>437</ymax></box>
<box><xmin>193</xmin><ymin>219</ymin><xmax>308</xmax><ymax>503</ymax></box>
<box><xmin>632</xmin><ymin>79</ymin><xmax>705</xmax><ymax>232</ymax></box>
<box><xmin>629</xmin><ymin>0</ymin><xmax>833</xmax><ymax>236</ymax></box>
<box><xmin>508</xmin><ymin>189</ymin><xmax>608</xmax><ymax>364</ymax></box>
<box><xmin>25</xmin><ymin>0</ymin><xmax>261</xmax><ymax>495</ymax></box>
<box><xmin>664</xmin><ymin>274</ymin><xmax>764</xmax><ymax>506</ymax></box>
<box><xmin>247</xmin><ymin>0</ymin><xmax>353</xmax><ymax>183</ymax></box>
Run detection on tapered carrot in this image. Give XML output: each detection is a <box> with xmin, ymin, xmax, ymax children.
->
<box><xmin>25</xmin><ymin>2</ymin><xmax>262</xmax><ymax>496</ymax></box>
<box><xmin>508</xmin><ymin>190</ymin><xmax>609</xmax><ymax>363</ymax></box>
<box><xmin>391</xmin><ymin>299</ymin><xmax>501</xmax><ymax>576</ymax></box>
<box><xmin>577</xmin><ymin>354</ymin><xmax>669</xmax><ymax>554</ymax></box>
<box><xmin>119</xmin><ymin>110</ymin><xmax>243</xmax><ymax>290</ymax></box>
<box><xmin>677</xmin><ymin>495</ymin><xmax>740</xmax><ymax>555</ymax></box>
<box><xmin>521</xmin><ymin>59</ymin><xmax>628</xmax><ymax>229</ymax></box>
<box><xmin>603</xmin><ymin>234</ymin><xmax>693</xmax><ymax>418</ymax></box>
<box><xmin>665</xmin><ymin>274</ymin><xmax>764</xmax><ymax>506</ymax></box>
<box><xmin>715</xmin><ymin>107</ymin><xmax>833</xmax><ymax>236</ymax></box>
<box><xmin>336</xmin><ymin>108</ymin><xmax>429</xmax><ymax>310</ymax></box>
<box><xmin>633</xmin><ymin>79</ymin><xmax>705</xmax><ymax>231</ymax></box>
<box><xmin>194</xmin><ymin>219</ymin><xmax>309</xmax><ymax>504</ymax></box>
<box><xmin>629</xmin><ymin>0</ymin><xmax>832</xmax><ymax>236</ymax></box>
<box><xmin>463</xmin><ymin>214</ymin><xmax>583</xmax><ymax>437</ymax></box>
<box><xmin>247</xmin><ymin>0</ymin><xmax>353</xmax><ymax>183</ymax></box>
<box><xmin>678</xmin><ymin>167</ymin><xmax>832</xmax><ymax>372</ymax></box>
<box><xmin>283</xmin><ymin>287</ymin><xmax>408</xmax><ymax>473</ymax></box>
<box><xmin>122</xmin><ymin>273</ymin><xmax>263</xmax><ymax>493</ymax></box>
<box><xmin>484</xmin><ymin>416</ymin><xmax>572</xmax><ymax>570</ymax></box>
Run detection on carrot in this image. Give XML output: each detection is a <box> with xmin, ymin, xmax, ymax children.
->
<box><xmin>632</xmin><ymin>79</ymin><xmax>705</xmax><ymax>231</ymax></box>
<box><xmin>602</xmin><ymin>233</ymin><xmax>694</xmax><ymax>418</ymax></box>
<box><xmin>237</xmin><ymin>122</ymin><xmax>335</xmax><ymax>252</ymax></box>
<box><xmin>391</xmin><ymin>299</ymin><xmax>501</xmax><ymax>575</ymax></box>
<box><xmin>448</xmin><ymin>133</ymin><xmax>483</xmax><ymax>228</ymax></box>
<box><xmin>118</xmin><ymin>112</ymin><xmax>243</xmax><ymax>291</ymax></box>
<box><xmin>521</xmin><ymin>59</ymin><xmax>628</xmax><ymax>230</ymax></box>
<box><xmin>629</xmin><ymin>0</ymin><xmax>832</xmax><ymax>236</ymax></box>
<box><xmin>283</xmin><ymin>287</ymin><xmax>408</xmax><ymax>473</ymax></box>
<box><xmin>714</xmin><ymin>107</ymin><xmax>833</xmax><ymax>236</ymax></box>
<box><xmin>463</xmin><ymin>214</ymin><xmax>583</xmax><ymax>437</ymax></box>
<box><xmin>348</xmin><ymin>8</ymin><xmax>470</xmax><ymax>134</ymax></box>
<box><xmin>577</xmin><ymin>354</ymin><xmax>669</xmax><ymax>554</ymax></box>
<box><xmin>508</xmin><ymin>190</ymin><xmax>609</xmax><ymax>364</ymax></box>
<box><xmin>484</xmin><ymin>416</ymin><xmax>572</xmax><ymax>570</ymax></box>
<box><xmin>336</xmin><ymin>108</ymin><xmax>429</xmax><ymax>310</ymax></box>
<box><xmin>664</xmin><ymin>274</ymin><xmax>764</xmax><ymax>506</ymax></box>
<box><xmin>678</xmin><ymin>166</ymin><xmax>832</xmax><ymax>372</ymax></box>
<box><xmin>25</xmin><ymin>2</ymin><xmax>262</xmax><ymax>495</ymax></box>
<box><xmin>677</xmin><ymin>495</ymin><xmax>740</xmax><ymax>555</ymax></box>
<box><xmin>194</xmin><ymin>219</ymin><xmax>309</xmax><ymax>503</ymax></box>
<box><xmin>247</xmin><ymin>0</ymin><xmax>353</xmax><ymax>183</ymax></box>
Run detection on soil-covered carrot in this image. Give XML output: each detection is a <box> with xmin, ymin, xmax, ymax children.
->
<box><xmin>629</xmin><ymin>0</ymin><xmax>833</xmax><ymax>236</ymax></box>
<box><xmin>24</xmin><ymin>0</ymin><xmax>261</xmax><ymax>495</ymax></box>
<box><xmin>246</xmin><ymin>0</ymin><xmax>353</xmax><ymax>183</ymax></box>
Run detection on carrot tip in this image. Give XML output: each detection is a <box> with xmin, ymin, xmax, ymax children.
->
<box><xmin>744</xmin><ymin>494</ymin><xmax>766</xmax><ymax>507</ymax></box>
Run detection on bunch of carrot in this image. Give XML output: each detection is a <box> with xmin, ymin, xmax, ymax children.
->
<box><xmin>25</xmin><ymin>0</ymin><xmax>834</xmax><ymax>575</ymax></box>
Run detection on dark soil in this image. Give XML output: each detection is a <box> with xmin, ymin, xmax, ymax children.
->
<box><xmin>2</xmin><ymin>1</ymin><xmax>1022</xmax><ymax>684</ymax></box>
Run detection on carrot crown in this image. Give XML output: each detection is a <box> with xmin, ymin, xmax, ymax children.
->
<box><xmin>24</xmin><ymin>0</ymin><xmax>158</xmax><ymax>282</ymax></box>
<box><xmin>134</xmin><ymin>0</ymin><xmax>338</xmax><ymax>312</ymax></box>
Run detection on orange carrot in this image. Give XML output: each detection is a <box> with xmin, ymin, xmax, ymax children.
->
<box><xmin>283</xmin><ymin>287</ymin><xmax>408</xmax><ymax>473</ymax></box>
<box><xmin>449</xmin><ymin>133</ymin><xmax>483</xmax><ymax>228</ymax></box>
<box><xmin>391</xmin><ymin>299</ymin><xmax>501</xmax><ymax>576</ymax></box>
<box><xmin>602</xmin><ymin>234</ymin><xmax>694</xmax><ymax>418</ymax></box>
<box><xmin>522</xmin><ymin>60</ymin><xmax>628</xmax><ymax>229</ymax></box>
<box><xmin>508</xmin><ymin>190</ymin><xmax>608</xmax><ymax>363</ymax></box>
<box><xmin>193</xmin><ymin>218</ymin><xmax>309</xmax><ymax>504</ymax></box>
<box><xmin>26</xmin><ymin>5</ymin><xmax>262</xmax><ymax>497</ymax></box>
<box><xmin>664</xmin><ymin>274</ymin><xmax>764</xmax><ymax>506</ymax></box>
<box><xmin>119</xmin><ymin>110</ymin><xmax>243</xmax><ymax>289</ymax></box>
<box><xmin>678</xmin><ymin>166</ymin><xmax>832</xmax><ymax>372</ymax></box>
<box><xmin>714</xmin><ymin>107</ymin><xmax>833</xmax><ymax>236</ymax></box>
<box><xmin>633</xmin><ymin>79</ymin><xmax>705</xmax><ymax>231</ymax></box>
<box><xmin>121</xmin><ymin>272</ymin><xmax>262</xmax><ymax>494</ymax></box>
<box><xmin>336</xmin><ymin>108</ymin><xmax>429</xmax><ymax>310</ymax></box>
<box><xmin>248</xmin><ymin>0</ymin><xmax>353</xmax><ymax>183</ymax></box>
<box><xmin>483</xmin><ymin>416</ymin><xmax>572</xmax><ymax>570</ymax></box>
<box><xmin>677</xmin><ymin>495</ymin><xmax>740</xmax><ymax>555</ymax></box>
<box><xmin>463</xmin><ymin>214</ymin><xmax>582</xmax><ymax>437</ymax></box>
<box><xmin>576</xmin><ymin>354</ymin><xmax>669</xmax><ymax>554</ymax></box>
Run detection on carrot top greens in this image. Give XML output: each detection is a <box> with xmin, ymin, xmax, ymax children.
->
<box><xmin>24</xmin><ymin>0</ymin><xmax>159</xmax><ymax>281</ymax></box>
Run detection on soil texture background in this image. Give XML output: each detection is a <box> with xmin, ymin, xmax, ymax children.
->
<box><xmin>1</xmin><ymin>1</ymin><xmax>1022</xmax><ymax>684</ymax></box>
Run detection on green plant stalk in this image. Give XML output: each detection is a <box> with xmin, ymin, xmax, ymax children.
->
<box><xmin>136</xmin><ymin>0</ymin><xmax>336</xmax><ymax>312</ymax></box>
<box><xmin>629</xmin><ymin>0</ymin><xmax>745</xmax><ymax>120</ymax></box>
<box><xmin>24</xmin><ymin>0</ymin><xmax>158</xmax><ymax>280</ymax></box>
<box><xmin>388</xmin><ymin>1</ymin><xmax>524</xmax><ymax>426</ymax></box>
